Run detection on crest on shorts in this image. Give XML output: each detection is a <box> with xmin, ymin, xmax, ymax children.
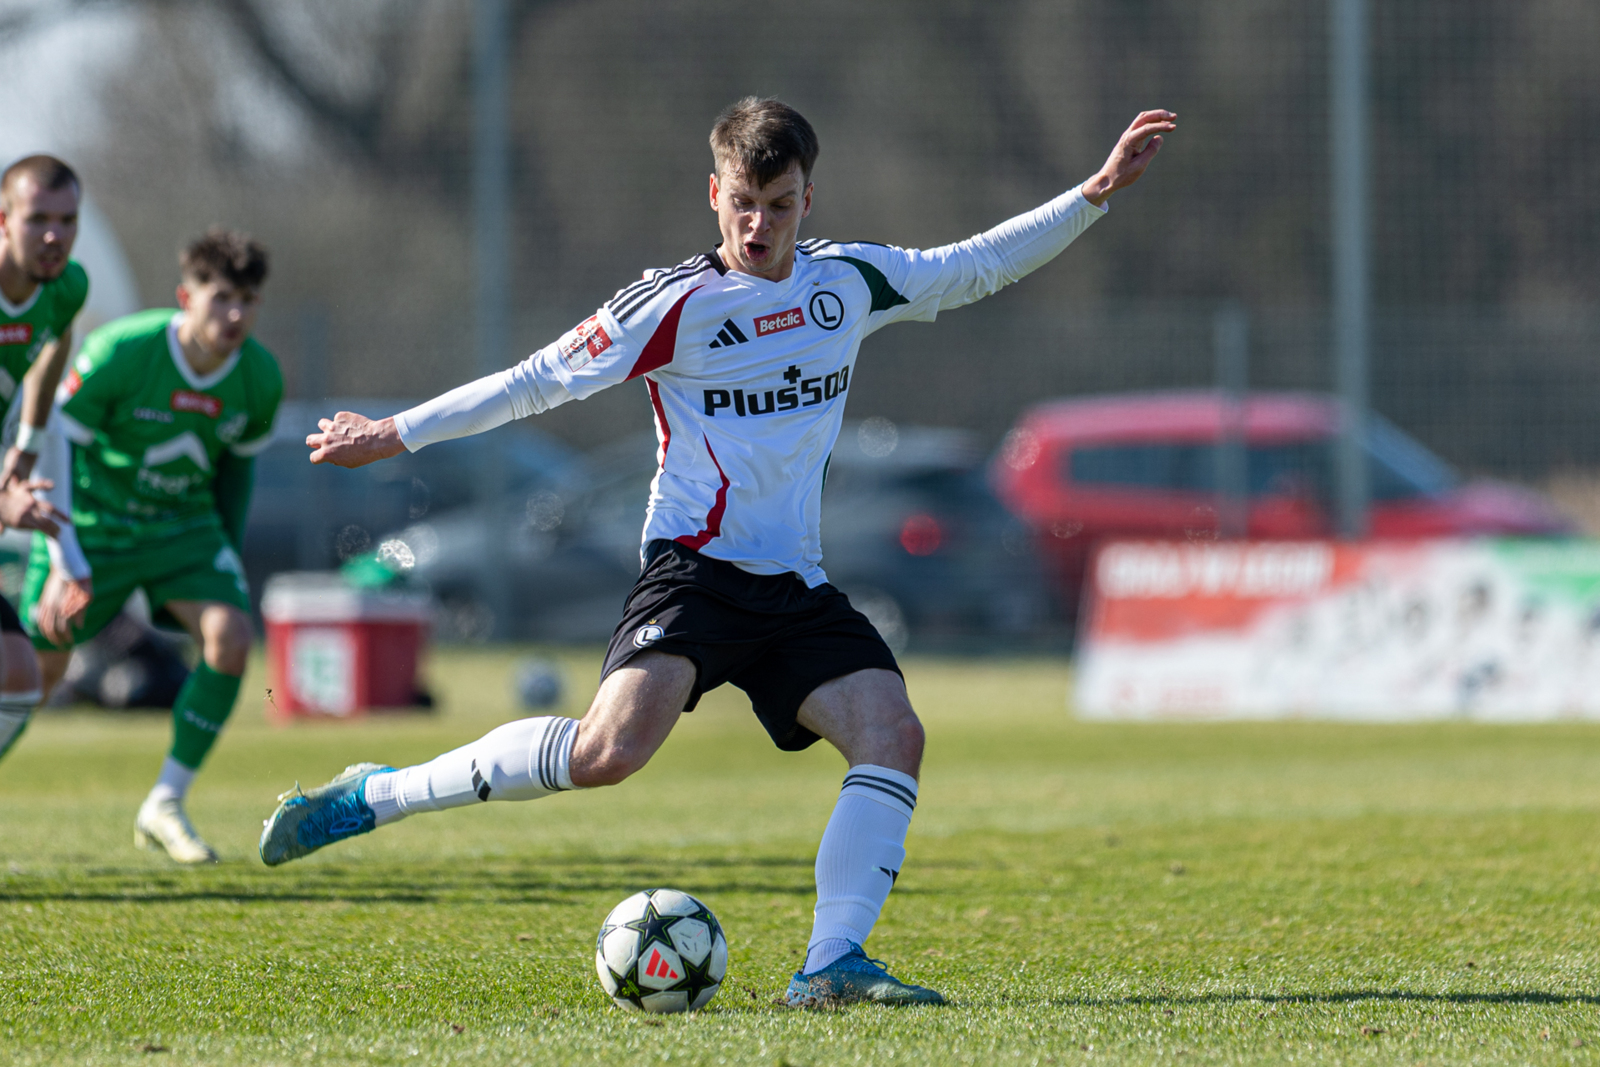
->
<box><xmin>633</xmin><ymin>624</ymin><xmax>665</xmax><ymax>648</ymax></box>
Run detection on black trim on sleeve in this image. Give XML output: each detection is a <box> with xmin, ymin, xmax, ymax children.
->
<box><xmin>607</xmin><ymin>254</ymin><xmax>719</xmax><ymax>324</ymax></box>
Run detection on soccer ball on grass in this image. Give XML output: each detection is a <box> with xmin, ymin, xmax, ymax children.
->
<box><xmin>595</xmin><ymin>888</ymin><xmax>727</xmax><ymax>1012</ymax></box>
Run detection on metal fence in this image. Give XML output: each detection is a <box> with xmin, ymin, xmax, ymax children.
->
<box><xmin>17</xmin><ymin>0</ymin><xmax>1592</xmax><ymax>489</ymax></box>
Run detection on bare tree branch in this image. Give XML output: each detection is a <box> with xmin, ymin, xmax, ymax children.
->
<box><xmin>0</xmin><ymin>0</ymin><xmax>128</xmax><ymax>46</ymax></box>
<box><xmin>210</xmin><ymin>0</ymin><xmax>390</xmax><ymax>159</ymax></box>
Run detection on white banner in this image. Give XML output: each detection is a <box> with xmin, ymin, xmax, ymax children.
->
<box><xmin>1075</xmin><ymin>539</ymin><xmax>1600</xmax><ymax>721</ymax></box>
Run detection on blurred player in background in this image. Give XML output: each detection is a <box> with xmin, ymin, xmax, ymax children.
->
<box><xmin>263</xmin><ymin>99</ymin><xmax>1172</xmax><ymax>1002</ymax></box>
<box><xmin>0</xmin><ymin>155</ymin><xmax>88</xmax><ymax>761</ymax></box>
<box><xmin>26</xmin><ymin>229</ymin><xmax>282</xmax><ymax>863</ymax></box>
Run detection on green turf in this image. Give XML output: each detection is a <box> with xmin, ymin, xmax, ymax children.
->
<box><xmin>4</xmin><ymin>648</ymin><xmax>1600</xmax><ymax>1065</ymax></box>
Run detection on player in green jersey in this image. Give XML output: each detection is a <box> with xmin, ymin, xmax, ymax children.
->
<box><xmin>0</xmin><ymin>155</ymin><xmax>91</xmax><ymax>760</ymax></box>
<box><xmin>25</xmin><ymin>229</ymin><xmax>282</xmax><ymax>862</ymax></box>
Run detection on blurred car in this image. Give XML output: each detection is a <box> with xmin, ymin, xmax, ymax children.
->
<box><xmin>376</xmin><ymin>420</ymin><xmax>1051</xmax><ymax>646</ymax></box>
<box><xmin>378</xmin><ymin>432</ymin><xmax>656</xmax><ymax>642</ymax></box>
<box><xmin>242</xmin><ymin>399</ymin><xmax>586</xmax><ymax>610</ymax></box>
<box><xmin>991</xmin><ymin>390</ymin><xmax>1576</xmax><ymax>622</ymax></box>
<box><xmin>819</xmin><ymin>420</ymin><xmax>1053</xmax><ymax>648</ymax></box>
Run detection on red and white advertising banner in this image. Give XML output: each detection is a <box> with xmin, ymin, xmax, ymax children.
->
<box><xmin>1075</xmin><ymin>539</ymin><xmax>1600</xmax><ymax>721</ymax></box>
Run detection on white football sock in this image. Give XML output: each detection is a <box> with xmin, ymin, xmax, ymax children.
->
<box><xmin>804</xmin><ymin>764</ymin><xmax>917</xmax><ymax>974</ymax></box>
<box><xmin>364</xmin><ymin>716</ymin><xmax>579</xmax><ymax>827</ymax></box>
<box><xmin>145</xmin><ymin>756</ymin><xmax>197</xmax><ymax>805</ymax></box>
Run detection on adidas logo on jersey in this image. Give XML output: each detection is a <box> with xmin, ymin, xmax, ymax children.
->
<box><xmin>707</xmin><ymin>319</ymin><xmax>750</xmax><ymax>349</ymax></box>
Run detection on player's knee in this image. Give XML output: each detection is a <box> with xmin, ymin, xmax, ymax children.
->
<box><xmin>202</xmin><ymin>609</ymin><xmax>252</xmax><ymax>675</ymax></box>
<box><xmin>569</xmin><ymin>729</ymin><xmax>656</xmax><ymax>788</ymax></box>
<box><xmin>571</xmin><ymin>742</ymin><xmax>648</xmax><ymax>788</ymax></box>
<box><xmin>889</xmin><ymin>709</ymin><xmax>925</xmax><ymax>768</ymax></box>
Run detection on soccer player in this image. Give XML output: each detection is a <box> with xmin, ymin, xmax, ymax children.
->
<box><xmin>262</xmin><ymin>99</ymin><xmax>1173</xmax><ymax>1003</ymax></box>
<box><xmin>0</xmin><ymin>155</ymin><xmax>89</xmax><ymax>760</ymax></box>
<box><xmin>26</xmin><ymin>229</ymin><xmax>282</xmax><ymax>863</ymax></box>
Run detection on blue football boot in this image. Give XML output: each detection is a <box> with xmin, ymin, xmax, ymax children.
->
<box><xmin>785</xmin><ymin>943</ymin><xmax>946</xmax><ymax>1007</ymax></box>
<box><xmin>259</xmin><ymin>762</ymin><xmax>392</xmax><ymax>866</ymax></box>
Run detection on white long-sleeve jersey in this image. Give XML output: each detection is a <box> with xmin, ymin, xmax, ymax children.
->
<box><xmin>395</xmin><ymin>185</ymin><xmax>1106</xmax><ymax>586</ymax></box>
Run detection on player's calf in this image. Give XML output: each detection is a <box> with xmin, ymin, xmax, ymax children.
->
<box><xmin>568</xmin><ymin>650</ymin><xmax>696</xmax><ymax>787</ymax></box>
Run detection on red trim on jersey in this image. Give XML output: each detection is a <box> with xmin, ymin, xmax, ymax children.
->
<box><xmin>675</xmin><ymin>436</ymin><xmax>729</xmax><ymax>550</ymax></box>
<box><xmin>627</xmin><ymin>285</ymin><xmax>703</xmax><ymax>381</ymax></box>
<box><xmin>646</xmin><ymin>378</ymin><xmax>671</xmax><ymax>462</ymax></box>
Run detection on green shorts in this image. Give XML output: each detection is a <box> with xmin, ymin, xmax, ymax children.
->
<box><xmin>22</xmin><ymin>523</ymin><xmax>251</xmax><ymax>650</ymax></box>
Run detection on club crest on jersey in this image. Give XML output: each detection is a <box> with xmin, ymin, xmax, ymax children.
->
<box><xmin>754</xmin><ymin>307</ymin><xmax>805</xmax><ymax>338</ymax></box>
<box><xmin>703</xmin><ymin>364</ymin><xmax>850</xmax><ymax>417</ymax></box>
<box><xmin>559</xmin><ymin>315</ymin><xmax>613</xmax><ymax>371</ymax></box>
<box><xmin>0</xmin><ymin>324</ymin><xmax>32</xmax><ymax>345</ymax></box>
<box><xmin>171</xmin><ymin>390</ymin><xmax>222</xmax><ymax>418</ymax></box>
<box><xmin>633</xmin><ymin>623</ymin><xmax>665</xmax><ymax>648</ymax></box>
<box><xmin>809</xmin><ymin>290</ymin><xmax>845</xmax><ymax>331</ymax></box>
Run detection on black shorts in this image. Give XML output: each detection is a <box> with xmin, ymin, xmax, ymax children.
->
<box><xmin>600</xmin><ymin>540</ymin><xmax>901</xmax><ymax>751</ymax></box>
<box><xmin>0</xmin><ymin>594</ymin><xmax>22</xmax><ymax>634</ymax></box>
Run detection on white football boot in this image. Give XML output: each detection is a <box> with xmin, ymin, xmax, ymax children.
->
<box><xmin>135</xmin><ymin>796</ymin><xmax>219</xmax><ymax>864</ymax></box>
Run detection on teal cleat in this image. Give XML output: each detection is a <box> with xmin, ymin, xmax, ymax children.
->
<box><xmin>784</xmin><ymin>943</ymin><xmax>946</xmax><ymax>1007</ymax></box>
<box><xmin>259</xmin><ymin>762</ymin><xmax>393</xmax><ymax>866</ymax></box>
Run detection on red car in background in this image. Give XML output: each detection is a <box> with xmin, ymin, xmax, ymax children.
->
<box><xmin>991</xmin><ymin>391</ymin><xmax>1575</xmax><ymax>622</ymax></box>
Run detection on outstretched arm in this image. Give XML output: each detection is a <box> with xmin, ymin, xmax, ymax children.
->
<box><xmin>1</xmin><ymin>324</ymin><xmax>73</xmax><ymax>486</ymax></box>
<box><xmin>310</xmin><ymin>307</ymin><xmax>633</xmax><ymax>467</ymax></box>
<box><xmin>32</xmin><ymin>425</ymin><xmax>92</xmax><ymax>646</ymax></box>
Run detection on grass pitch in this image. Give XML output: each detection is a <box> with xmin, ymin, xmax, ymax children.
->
<box><xmin>4</xmin><ymin>648</ymin><xmax>1600</xmax><ymax>1065</ymax></box>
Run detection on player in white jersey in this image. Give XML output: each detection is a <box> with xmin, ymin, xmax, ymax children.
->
<box><xmin>261</xmin><ymin>98</ymin><xmax>1174</xmax><ymax>1006</ymax></box>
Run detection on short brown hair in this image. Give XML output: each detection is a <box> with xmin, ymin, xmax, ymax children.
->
<box><xmin>181</xmin><ymin>227</ymin><xmax>269</xmax><ymax>289</ymax></box>
<box><xmin>709</xmin><ymin>97</ymin><xmax>819</xmax><ymax>188</ymax></box>
<box><xmin>1</xmin><ymin>155</ymin><xmax>79</xmax><ymax>210</ymax></box>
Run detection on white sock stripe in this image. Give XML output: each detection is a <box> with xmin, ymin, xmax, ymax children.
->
<box><xmin>554</xmin><ymin>718</ymin><xmax>574</xmax><ymax>790</ymax></box>
<box><xmin>538</xmin><ymin>717</ymin><xmax>576</xmax><ymax>791</ymax></box>
<box><xmin>841</xmin><ymin>772</ymin><xmax>917</xmax><ymax>811</ymax></box>
<box><xmin>0</xmin><ymin>689</ymin><xmax>42</xmax><ymax>707</ymax></box>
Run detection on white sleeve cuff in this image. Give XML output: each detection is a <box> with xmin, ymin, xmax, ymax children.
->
<box><xmin>13</xmin><ymin>421</ymin><xmax>43</xmax><ymax>454</ymax></box>
<box><xmin>45</xmin><ymin>522</ymin><xmax>91</xmax><ymax>581</ymax></box>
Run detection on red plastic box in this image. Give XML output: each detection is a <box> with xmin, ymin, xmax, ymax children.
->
<box><xmin>261</xmin><ymin>573</ymin><xmax>431</xmax><ymax>721</ymax></box>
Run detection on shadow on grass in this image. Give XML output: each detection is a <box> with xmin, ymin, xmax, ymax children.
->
<box><xmin>1055</xmin><ymin>990</ymin><xmax>1600</xmax><ymax>1007</ymax></box>
<box><xmin>0</xmin><ymin>853</ymin><xmax>830</xmax><ymax>904</ymax></box>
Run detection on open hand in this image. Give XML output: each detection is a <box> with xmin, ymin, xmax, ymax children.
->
<box><xmin>0</xmin><ymin>478</ymin><xmax>60</xmax><ymax>536</ymax></box>
<box><xmin>0</xmin><ymin>445</ymin><xmax>38</xmax><ymax>488</ymax></box>
<box><xmin>37</xmin><ymin>570</ymin><xmax>91</xmax><ymax>647</ymax></box>
<box><xmin>306</xmin><ymin>411</ymin><xmax>406</xmax><ymax>469</ymax></box>
<box><xmin>1082</xmin><ymin>109</ymin><xmax>1177</xmax><ymax>206</ymax></box>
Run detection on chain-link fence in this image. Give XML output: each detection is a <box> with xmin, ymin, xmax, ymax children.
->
<box><xmin>9</xmin><ymin>0</ymin><xmax>1598</xmax><ymax>496</ymax></box>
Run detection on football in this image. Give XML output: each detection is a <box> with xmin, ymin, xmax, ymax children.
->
<box><xmin>594</xmin><ymin>888</ymin><xmax>728</xmax><ymax>1013</ymax></box>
